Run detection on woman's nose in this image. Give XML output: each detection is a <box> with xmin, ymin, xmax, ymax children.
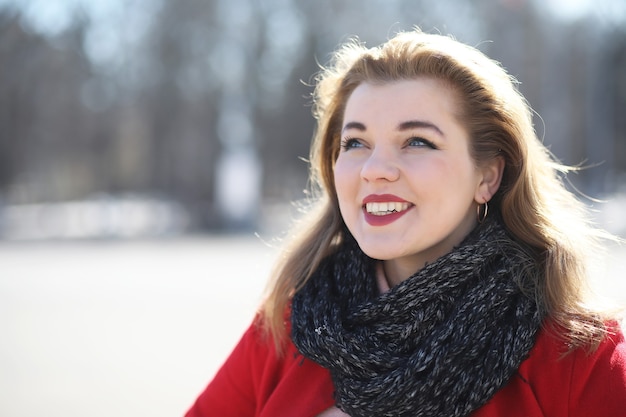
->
<box><xmin>360</xmin><ymin>148</ymin><xmax>400</xmax><ymax>182</ymax></box>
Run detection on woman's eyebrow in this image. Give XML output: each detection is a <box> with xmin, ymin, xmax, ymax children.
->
<box><xmin>341</xmin><ymin>121</ymin><xmax>366</xmax><ymax>133</ymax></box>
<box><xmin>342</xmin><ymin>120</ymin><xmax>444</xmax><ymax>137</ymax></box>
<box><xmin>397</xmin><ymin>120</ymin><xmax>444</xmax><ymax>137</ymax></box>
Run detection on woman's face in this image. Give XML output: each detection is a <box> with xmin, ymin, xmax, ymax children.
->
<box><xmin>334</xmin><ymin>78</ymin><xmax>495</xmax><ymax>285</ymax></box>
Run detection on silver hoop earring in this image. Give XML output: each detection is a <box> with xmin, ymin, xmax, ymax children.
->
<box><xmin>477</xmin><ymin>201</ymin><xmax>488</xmax><ymax>224</ymax></box>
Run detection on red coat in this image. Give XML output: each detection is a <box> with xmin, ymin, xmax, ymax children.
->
<box><xmin>186</xmin><ymin>320</ymin><xmax>626</xmax><ymax>417</ymax></box>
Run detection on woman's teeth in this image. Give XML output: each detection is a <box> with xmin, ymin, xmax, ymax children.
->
<box><xmin>365</xmin><ymin>202</ymin><xmax>410</xmax><ymax>216</ymax></box>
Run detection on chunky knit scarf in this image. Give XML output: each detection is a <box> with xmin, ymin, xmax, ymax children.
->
<box><xmin>291</xmin><ymin>219</ymin><xmax>544</xmax><ymax>417</ymax></box>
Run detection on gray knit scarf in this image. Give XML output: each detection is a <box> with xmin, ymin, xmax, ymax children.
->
<box><xmin>291</xmin><ymin>218</ymin><xmax>544</xmax><ymax>417</ymax></box>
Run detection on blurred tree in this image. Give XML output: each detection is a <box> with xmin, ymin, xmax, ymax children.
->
<box><xmin>0</xmin><ymin>11</ymin><xmax>29</xmax><ymax>193</ymax></box>
<box><xmin>138</xmin><ymin>0</ymin><xmax>222</xmax><ymax>229</ymax></box>
<box><xmin>0</xmin><ymin>10</ymin><xmax>95</xmax><ymax>203</ymax></box>
<box><xmin>609</xmin><ymin>30</ymin><xmax>626</xmax><ymax>190</ymax></box>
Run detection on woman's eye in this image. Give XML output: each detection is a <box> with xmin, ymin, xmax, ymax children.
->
<box><xmin>340</xmin><ymin>138</ymin><xmax>363</xmax><ymax>150</ymax></box>
<box><xmin>407</xmin><ymin>137</ymin><xmax>436</xmax><ymax>149</ymax></box>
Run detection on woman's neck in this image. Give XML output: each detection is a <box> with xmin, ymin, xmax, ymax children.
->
<box><xmin>381</xmin><ymin>259</ymin><xmax>420</xmax><ymax>288</ymax></box>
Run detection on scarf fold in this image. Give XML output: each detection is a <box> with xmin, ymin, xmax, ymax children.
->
<box><xmin>291</xmin><ymin>219</ymin><xmax>544</xmax><ymax>417</ymax></box>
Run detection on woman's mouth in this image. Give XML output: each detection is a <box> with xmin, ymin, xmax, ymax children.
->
<box><xmin>362</xmin><ymin>195</ymin><xmax>413</xmax><ymax>226</ymax></box>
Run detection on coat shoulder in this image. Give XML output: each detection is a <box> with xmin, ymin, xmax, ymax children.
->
<box><xmin>477</xmin><ymin>321</ymin><xmax>626</xmax><ymax>417</ymax></box>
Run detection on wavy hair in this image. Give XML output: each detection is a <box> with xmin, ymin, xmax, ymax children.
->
<box><xmin>261</xmin><ymin>29</ymin><xmax>614</xmax><ymax>352</ymax></box>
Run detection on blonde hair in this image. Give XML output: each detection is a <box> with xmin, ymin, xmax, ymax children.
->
<box><xmin>261</xmin><ymin>29</ymin><xmax>614</xmax><ymax>352</ymax></box>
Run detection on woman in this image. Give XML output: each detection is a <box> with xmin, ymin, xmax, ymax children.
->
<box><xmin>186</xmin><ymin>29</ymin><xmax>626</xmax><ymax>417</ymax></box>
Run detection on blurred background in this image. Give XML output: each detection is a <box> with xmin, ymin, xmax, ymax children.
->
<box><xmin>0</xmin><ymin>0</ymin><xmax>625</xmax><ymax>237</ymax></box>
<box><xmin>0</xmin><ymin>0</ymin><xmax>625</xmax><ymax>416</ymax></box>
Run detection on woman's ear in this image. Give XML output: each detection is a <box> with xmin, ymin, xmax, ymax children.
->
<box><xmin>475</xmin><ymin>156</ymin><xmax>504</xmax><ymax>203</ymax></box>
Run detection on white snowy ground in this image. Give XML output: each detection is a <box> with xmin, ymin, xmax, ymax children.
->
<box><xmin>0</xmin><ymin>233</ymin><xmax>624</xmax><ymax>417</ymax></box>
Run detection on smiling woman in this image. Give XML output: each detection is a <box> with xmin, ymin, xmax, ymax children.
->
<box><xmin>185</xmin><ymin>29</ymin><xmax>626</xmax><ymax>417</ymax></box>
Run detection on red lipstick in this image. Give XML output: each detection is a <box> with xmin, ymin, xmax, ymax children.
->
<box><xmin>362</xmin><ymin>194</ymin><xmax>408</xmax><ymax>204</ymax></box>
<box><xmin>362</xmin><ymin>194</ymin><xmax>413</xmax><ymax>226</ymax></box>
